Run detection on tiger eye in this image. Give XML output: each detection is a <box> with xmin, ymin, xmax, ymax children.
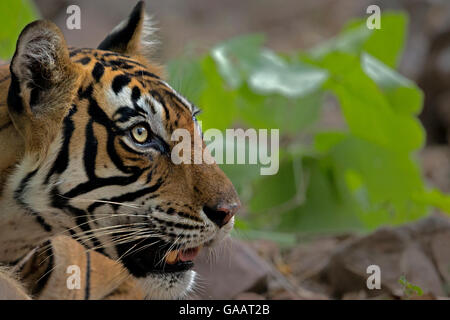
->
<box><xmin>131</xmin><ymin>125</ymin><xmax>149</xmax><ymax>143</ymax></box>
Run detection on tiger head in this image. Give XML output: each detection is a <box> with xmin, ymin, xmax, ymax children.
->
<box><xmin>6</xmin><ymin>1</ymin><xmax>240</xmax><ymax>299</ymax></box>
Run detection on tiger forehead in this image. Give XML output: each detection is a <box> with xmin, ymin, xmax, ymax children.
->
<box><xmin>69</xmin><ymin>47</ymin><xmax>196</xmax><ymax>124</ymax></box>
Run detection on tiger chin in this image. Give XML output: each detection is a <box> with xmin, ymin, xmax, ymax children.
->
<box><xmin>0</xmin><ymin>1</ymin><xmax>240</xmax><ymax>300</ymax></box>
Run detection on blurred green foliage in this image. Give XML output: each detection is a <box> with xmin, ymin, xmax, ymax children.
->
<box><xmin>1</xmin><ymin>5</ymin><xmax>448</xmax><ymax>238</ymax></box>
<box><xmin>169</xmin><ymin>12</ymin><xmax>450</xmax><ymax>236</ymax></box>
<box><xmin>398</xmin><ymin>275</ymin><xmax>423</xmax><ymax>298</ymax></box>
<box><xmin>0</xmin><ymin>0</ymin><xmax>38</xmax><ymax>59</ymax></box>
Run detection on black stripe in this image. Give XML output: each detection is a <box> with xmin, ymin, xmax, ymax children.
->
<box><xmin>98</xmin><ymin>52</ymin><xmax>121</xmax><ymax>57</ymax></box>
<box><xmin>177</xmin><ymin>211</ymin><xmax>203</xmax><ymax>223</ymax></box>
<box><xmin>29</xmin><ymin>87</ymin><xmax>40</xmax><ymax>107</ymax></box>
<box><xmin>162</xmin><ymin>89</ymin><xmax>191</xmax><ymax>113</ymax></box>
<box><xmin>49</xmin><ymin>187</ymin><xmax>106</xmax><ymax>255</ymax></box>
<box><xmin>75</xmin><ymin>57</ymin><xmax>91</xmax><ymax>65</ymax></box>
<box><xmin>64</xmin><ymin>174</ymin><xmax>142</xmax><ymax>199</ymax></box>
<box><xmin>130</xmin><ymin>70</ymin><xmax>160</xmax><ymax>79</ymax></box>
<box><xmin>118</xmin><ymin>139</ymin><xmax>145</xmax><ymax>155</ymax></box>
<box><xmin>69</xmin><ymin>48</ymin><xmax>90</xmax><ymax>57</ymax></box>
<box><xmin>131</xmin><ymin>85</ymin><xmax>141</xmax><ymax>101</ymax></box>
<box><xmin>130</xmin><ymin>86</ymin><xmax>148</xmax><ymax>117</ymax></box>
<box><xmin>88</xmin><ymin>98</ymin><xmax>141</xmax><ymax>174</ymax></box>
<box><xmin>13</xmin><ymin>168</ymin><xmax>52</xmax><ymax>232</ymax></box>
<box><xmin>84</xmin><ymin>119</ymin><xmax>98</xmax><ymax>179</ymax></box>
<box><xmin>92</xmin><ymin>62</ymin><xmax>105</xmax><ymax>82</ymax></box>
<box><xmin>113</xmin><ymin>106</ymin><xmax>139</xmax><ymax>123</ymax></box>
<box><xmin>87</xmin><ymin>178</ymin><xmax>163</xmax><ymax>213</ymax></box>
<box><xmin>45</xmin><ymin>104</ymin><xmax>77</xmax><ymax>184</ymax></box>
<box><xmin>133</xmin><ymin>103</ymin><xmax>147</xmax><ymax>117</ymax></box>
<box><xmin>112</xmin><ymin>74</ymin><xmax>131</xmax><ymax>94</ymax></box>
<box><xmin>85</xmin><ymin>251</ymin><xmax>91</xmax><ymax>300</ymax></box>
<box><xmin>78</xmin><ymin>83</ymin><xmax>94</xmax><ymax>100</ymax></box>
<box><xmin>65</xmin><ymin>205</ymin><xmax>105</xmax><ymax>255</ymax></box>
<box><xmin>7</xmin><ymin>72</ymin><xmax>24</xmax><ymax>114</ymax></box>
<box><xmin>104</xmin><ymin>59</ymin><xmax>133</xmax><ymax>69</ymax></box>
<box><xmin>31</xmin><ymin>242</ymin><xmax>54</xmax><ymax>295</ymax></box>
<box><xmin>34</xmin><ymin>215</ymin><xmax>52</xmax><ymax>232</ymax></box>
<box><xmin>149</xmin><ymin>90</ymin><xmax>170</xmax><ymax>120</ymax></box>
<box><xmin>14</xmin><ymin>169</ymin><xmax>53</xmax><ymax>232</ymax></box>
<box><xmin>50</xmin><ymin>187</ymin><xmax>68</xmax><ymax>209</ymax></box>
<box><xmin>14</xmin><ymin>169</ymin><xmax>38</xmax><ymax>204</ymax></box>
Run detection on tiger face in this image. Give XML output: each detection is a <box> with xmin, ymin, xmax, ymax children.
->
<box><xmin>6</xmin><ymin>2</ymin><xmax>240</xmax><ymax>299</ymax></box>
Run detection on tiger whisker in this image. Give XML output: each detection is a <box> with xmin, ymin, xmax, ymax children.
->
<box><xmin>73</xmin><ymin>228</ymin><xmax>148</xmax><ymax>244</ymax></box>
<box><xmin>115</xmin><ymin>236</ymin><xmax>152</xmax><ymax>262</ymax></box>
<box><xmin>158</xmin><ymin>232</ymin><xmax>185</xmax><ymax>270</ymax></box>
<box><xmin>87</xmin><ymin>232</ymin><xmax>161</xmax><ymax>252</ymax></box>
<box><xmin>57</xmin><ymin>212</ymin><xmax>151</xmax><ymax>235</ymax></box>
<box><xmin>70</xmin><ymin>223</ymin><xmax>149</xmax><ymax>239</ymax></box>
<box><xmin>36</xmin><ymin>222</ymin><xmax>152</xmax><ymax>257</ymax></box>
<box><xmin>122</xmin><ymin>238</ymin><xmax>162</xmax><ymax>258</ymax></box>
<box><xmin>36</xmin><ymin>229</ymin><xmax>153</xmax><ymax>263</ymax></box>
<box><xmin>56</xmin><ymin>194</ymin><xmax>142</xmax><ymax>209</ymax></box>
<box><xmin>77</xmin><ymin>228</ymin><xmax>159</xmax><ymax>246</ymax></box>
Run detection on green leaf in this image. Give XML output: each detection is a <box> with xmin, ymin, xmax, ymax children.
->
<box><xmin>211</xmin><ymin>34</ymin><xmax>265</xmax><ymax>89</ymax></box>
<box><xmin>249</xmin><ymin>156</ymin><xmax>298</xmax><ymax>216</ymax></box>
<box><xmin>309</xmin><ymin>12</ymin><xmax>407</xmax><ymax>68</ymax></box>
<box><xmin>247</xmin><ymin>50</ymin><xmax>328</xmax><ymax>97</ymax></box>
<box><xmin>398</xmin><ymin>275</ymin><xmax>423</xmax><ymax>297</ymax></box>
<box><xmin>197</xmin><ymin>56</ymin><xmax>237</xmax><ymax>130</ymax></box>
<box><xmin>249</xmin><ymin>156</ymin><xmax>365</xmax><ymax>233</ymax></box>
<box><xmin>319</xmin><ymin>52</ymin><xmax>424</xmax><ymax>153</ymax></box>
<box><xmin>0</xmin><ymin>0</ymin><xmax>38</xmax><ymax>59</ymax></box>
<box><xmin>414</xmin><ymin>189</ymin><xmax>450</xmax><ymax>214</ymax></box>
<box><xmin>329</xmin><ymin>136</ymin><xmax>427</xmax><ymax>228</ymax></box>
<box><xmin>236</xmin><ymin>86</ymin><xmax>323</xmax><ymax>134</ymax></box>
<box><xmin>314</xmin><ymin>131</ymin><xmax>348</xmax><ymax>153</ymax></box>
<box><xmin>361</xmin><ymin>53</ymin><xmax>423</xmax><ymax>115</ymax></box>
<box><xmin>361</xmin><ymin>12</ymin><xmax>407</xmax><ymax>68</ymax></box>
<box><xmin>213</xmin><ymin>35</ymin><xmax>327</xmax><ymax>98</ymax></box>
<box><xmin>308</xmin><ymin>24</ymin><xmax>372</xmax><ymax>59</ymax></box>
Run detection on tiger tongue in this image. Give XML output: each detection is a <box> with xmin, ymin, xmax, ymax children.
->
<box><xmin>179</xmin><ymin>247</ymin><xmax>201</xmax><ymax>262</ymax></box>
<box><xmin>165</xmin><ymin>247</ymin><xmax>202</xmax><ymax>264</ymax></box>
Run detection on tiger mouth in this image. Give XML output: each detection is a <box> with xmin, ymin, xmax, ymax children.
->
<box><xmin>117</xmin><ymin>240</ymin><xmax>203</xmax><ymax>276</ymax></box>
<box><xmin>164</xmin><ymin>247</ymin><xmax>201</xmax><ymax>268</ymax></box>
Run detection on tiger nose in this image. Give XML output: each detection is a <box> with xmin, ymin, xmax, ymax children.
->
<box><xmin>203</xmin><ymin>202</ymin><xmax>240</xmax><ymax>228</ymax></box>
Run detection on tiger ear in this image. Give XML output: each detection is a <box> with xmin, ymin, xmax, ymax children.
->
<box><xmin>8</xmin><ymin>20</ymin><xmax>79</xmax><ymax>152</ymax></box>
<box><xmin>97</xmin><ymin>1</ymin><xmax>158</xmax><ymax>60</ymax></box>
<box><xmin>9</xmin><ymin>20</ymin><xmax>78</xmax><ymax>115</ymax></box>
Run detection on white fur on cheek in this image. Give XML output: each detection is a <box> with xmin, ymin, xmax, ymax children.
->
<box><xmin>137</xmin><ymin>270</ymin><xmax>196</xmax><ymax>300</ymax></box>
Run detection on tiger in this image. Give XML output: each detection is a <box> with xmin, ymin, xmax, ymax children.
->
<box><xmin>0</xmin><ymin>1</ymin><xmax>240</xmax><ymax>299</ymax></box>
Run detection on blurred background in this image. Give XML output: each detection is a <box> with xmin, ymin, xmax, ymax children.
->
<box><xmin>1</xmin><ymin>0</ymin><xmax>450</xmax><ymax>300</ymax></box>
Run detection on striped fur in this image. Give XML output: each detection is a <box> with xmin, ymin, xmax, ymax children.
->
<box><xmin>0</xmin><ymin>2</ymin><xmax>239</xmax><ymax>299</ymax></box>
